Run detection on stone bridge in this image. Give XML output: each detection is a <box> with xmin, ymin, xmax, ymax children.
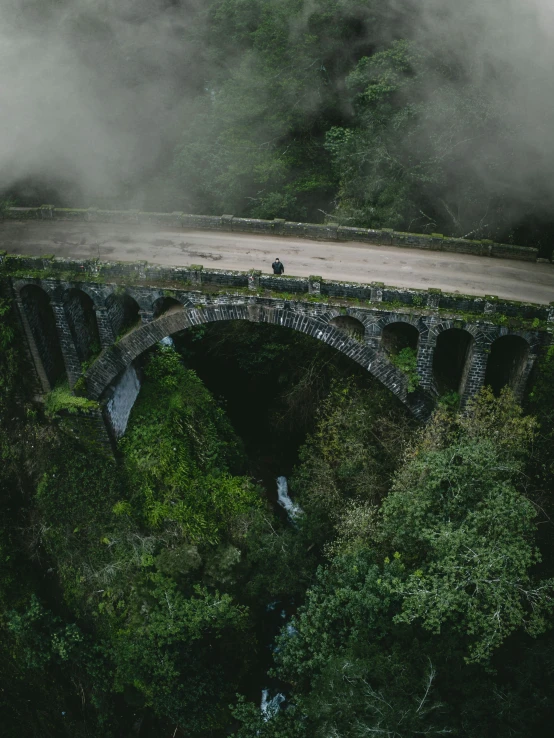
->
<box><xmin>2</xmin><ymin>251</ymin><xmax>550</xmax><ymax>444</ymax></box>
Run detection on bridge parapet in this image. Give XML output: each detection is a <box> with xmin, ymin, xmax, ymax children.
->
<box><xmin>1</xmin><ymin>252</ymin><xmax>550</xmax><ymax>328</ymax></box>
<box><xmin>1</xmin><ymin>207</ymin><xmax>540</xmax><ymax>262</ymax></box>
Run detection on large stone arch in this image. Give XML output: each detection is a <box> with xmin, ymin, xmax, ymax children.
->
<box><xmin>18</xmin><ymin>283</ymin><xmax>66</xmax><ymax>389</ymax></box>
<box><xmin>429</xmin><ymin>320</ymin><xmax>490</xmax><ymax>350</ymax></box>
<box><xmin>105</xmin><ymin>291</ymin><xmax>141</xmax><ymax>337</ymax></box>
<box><xmin>152</xmin><ymin>295</ymin><xmax>187</xmax><ymax>319</ymax></box>
<box><xmin>379</xmin><ymin>315</ymin><xmax>422</xmax><ymax>354</ymax></box>
<box><xmin>328</xmin><ymin>315</ymin><xmax>366</xmax><ymax>340</ymax></box>
<box><xmin>484</xmin><ymin>332</ymin><xmax>535</xmax><ymax>399</ymax></box>
<box><xmin>62</xmin><ymin>288</ymin><xmax>101</xmax><ymax>362</ymax></box>
<box><xmin>377</xmin><ymin>312</ymin><xmax>425</xmax><ymax>333</ymax></box>
<box><xmin>432</xmin><ymin>325</ymin><xmax>476</xmax><ymax>396</ymax></box>
<box><xmin>84</xmin><ymin>303</ymin><xmax>434</xmax><ymax>419</ymax></box>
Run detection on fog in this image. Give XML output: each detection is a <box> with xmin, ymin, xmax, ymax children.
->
<box><xmin>411</xmin><ymin>0</ymin><xmax>554</xmax><ymax>222</ymax></box>
<box><xmin>2</xmin><ymin>0</ymin><xmax>554</xmax><ymax>229</ymax></box>
<box><xmin>0</xmin><ymin>0</ymin><xmax>204</xmax><ymax>205</ymax></box>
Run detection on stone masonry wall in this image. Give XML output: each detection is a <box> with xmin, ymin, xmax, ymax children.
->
<box><xmin>1</xmin><ymin>253</ymin><xmax>550</xmax><ymax>326</ymax></box>
<box><xmin>64</xmin><ymin>290</ymin><xmax>100</xmax><ymax>362</ymax></box>
<box><xmin>105</xmin><ymin>293</ymin><xmax>126</xmax><ymax>337</ymax></box>
<box><xmin>2</xmin><ymin>252</ymin><xmax>551</xmax><ymax>437</ymax></box>
<box><xmin>1</xmin><ymin>207</ymin><xmax>540</xmax><ymax>262</ymax></box>
<box><xmin>19</xmin><ymin>286</ymin><xmax>65</xmax><ymax>388</ymax></box>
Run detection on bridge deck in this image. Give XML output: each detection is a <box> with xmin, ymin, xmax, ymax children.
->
<box><xmin>2</xmin><ymin>220</ymin><xmax>553</xmax><ymax>305</ymax></box>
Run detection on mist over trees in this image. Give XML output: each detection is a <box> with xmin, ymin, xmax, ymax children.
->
<box><xmin>2</xmin><ymin>2</ymin><xmax>554</xmax><ymax>737</ymax></box>
<box><xmin>3</xmin><ymin>1</ymin><xmax>554</xmax><ymax>252</ymax></box>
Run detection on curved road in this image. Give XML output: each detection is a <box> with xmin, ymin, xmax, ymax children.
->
<box><xmin>2</xmin><ymin>220</ymin><xmax>554</xmax><ymax>305</ymax></box>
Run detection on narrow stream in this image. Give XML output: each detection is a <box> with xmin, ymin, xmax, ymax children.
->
<box><xmin>257</xmin><ymin>476</ymin><xmax>303</xmax><ymax>719</ymax></box>
<box><xmin>276</xmin><ymin>476</ymin><xmax>303</xmax><ymax>520</ymax></box>
<box><xmin>260</xmin><ymin>690</ymin><xmax>286</xmax><ymax>721</ymax></box>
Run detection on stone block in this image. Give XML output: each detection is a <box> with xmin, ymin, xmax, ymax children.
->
<box><xmin>189</xmin><ymin>265</ymin><xmax>203</xmax><ymax>284</ymax></box>
<box><xmin>232</xmin><ymin>217</ymin><xmax>274</xmax><ymax>234</ymax></box>
<box><xmin>337</xmin><ymin>226</ymin><xmax>370</xmax><ymax>241</ymax></box>
<box><xmin>303</xmin><ymin>223</ymin><xmax>338</xmax><ymax>240</ymax></box>
<box><xmin>137</xmin><ymin>211</ymin><xmax>183</xmax><ymax>228</ymax></box>
<box><xmin>248</xmin><ymin>270</ymin><xmax>261</xmax><ymax>290</ymax></box>
<box><xmin>181</xmin><ymin>214</ymin><xmax>223</xmax><ymax>230</ymax></box>
<box><xmin>308</xmin><ymin>276</ymin><xmax>322</xmax><ymax>295</ymax></box>
<box><xmin>370</xmin><ymin>283</ymin><xmax>384</xmax><ymax>302</ymax></box>
<box><xmin>282</xmin><ymin>221</ymin><xmax>307</xmax><ymax>237</ymax></box>
<box><xmin>491</xmin><ymin>243</ymin><xmax>538</xmax><ymax>262</ymax></box>
<box><xmin>426</xmin><ymin>289</ymin><xmax>441</xmax><ymax>308</ymax></box>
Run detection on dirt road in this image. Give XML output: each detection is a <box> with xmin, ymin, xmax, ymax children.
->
<box><xmin>2</xmin><ymin>220</ymin><xmax>554</xmax><ymax>304</ymax></box>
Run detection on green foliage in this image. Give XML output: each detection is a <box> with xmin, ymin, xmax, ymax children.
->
<box><xmin>109</xmin><ymin>573</ymin><xmax>251</xmax><ymax>733</ymax></box>
<box><xmin>44</xmin><ymin>381</ymin><xmax>98</xmax><ymax>417</ymax></box>
<box><xmin>0</xmin><ymin>298</ymin><xmax>21</xmax><ymax>412</ymax></box>
<box><xmin>120</xmin><ymin>347</ymin><xmax>258</xmax><ymax>544</ymax></box>
<box><xmin>291</xmin><ymin>380</ymin><xmax>415</xmax><ymax>523</ymax></box>
<box><xmin>377</xmin><ymin>390</ymin><xmax>550</xmax><ymax>663</ymax></box>
<box><xmin>6</xmin><ymin>595</ymin><xmax>84</xmax><ymax>670</ymax></box>
<box><xmin>438</xmin><ymin>389</ymin><xmax>460</xmax><ymax>409</ymax></box>
<box><xmin>389</xmin><ymin>346</ymin><xmax>420</xmax><ymax>392</ymax></box>
<box><xmin>529</xmin><ymin>344</ymin><xmax>554</xmax><ymax>428</ymax></box>
<box><xmin>257</xmin><ymin>388</ymin><xmax>554</xmax><ymax>738</ymax></box>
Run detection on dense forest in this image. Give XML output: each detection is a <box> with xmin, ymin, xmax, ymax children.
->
<box><xmin>1</xmin><ymin>295</ymin><xmax>554</xmax><ymax>736</ymax></box>
<box><xmin>3</xmin><ymin>1</ymin><xmax>554</xmax><ymax>255</ymax></box>
<box><xmin>2</xmin><ymin>1</ymin><xmax>554</xmax><ymax>736</ymax></box>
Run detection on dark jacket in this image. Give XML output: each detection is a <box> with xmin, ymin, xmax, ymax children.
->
<box><xmin>272</xmin><ymin>260</ymin><xmax>285</xmax><ymax>274</ymax></box>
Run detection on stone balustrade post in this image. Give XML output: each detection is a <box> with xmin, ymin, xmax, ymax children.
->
<box><xmin>308</xmin><ymin>276</ymin><xmax>322</xmax><ymax>295</ymax></box>
<box><xmin>189</xmin><ymin>265</ymin><xmax>203</xmax><ymax>285</ymax></box>
<box><xmin>248</xmin><ymin>270</ymin><xmax>261</xmax><ymax>291</ymax></box>
<box><xmin>426</xmin><ymin>289</ymin><xmax>441</xmax><ymax>309</ymax></box>
<box><xmin>460</xmin><ymin>346</ymin><xmax>489</xmax><ymax>406</ymax></box>
<box><xmin>94</xmin><ymin>306</ymin><xmax>116</xmax><ymax>348</ymax></box>
<box><xmin>370</xmin><ymin>283</ymin><xmax>384</xmax><ymax>303</ymax></box>
<box><xmin>484</xmin><ymin>296</ymin><xmax>498</xmax><ymax>315</ymax></box>
<box><xmin>51</xmin><ymin>301</ymin><xmax>82</xmax><ymax>388</ymax></box>
<box><xmin>416</xmin><ymin>337</ymin><xmax>436</xmax><ymax>391</ymax></box>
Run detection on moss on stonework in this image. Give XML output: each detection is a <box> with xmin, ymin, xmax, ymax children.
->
<box><xmin>44</xmin><ymin>382</ymin><xmax>98</xmax><ymax>418</ymax></box>
<box><xmin>1</xmin><ymin>258</ymin><xmax>550</xmax><ymax>332</ymax></box>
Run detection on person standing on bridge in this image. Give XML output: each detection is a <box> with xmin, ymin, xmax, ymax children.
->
<box><xmin>272</xmin><ymin>257</ymin><xmax>285</xmax><ymax>275</ymax></box>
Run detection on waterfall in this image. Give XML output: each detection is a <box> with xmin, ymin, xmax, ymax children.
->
<box><xmin>260</xmin><ymin>689</ymin><xmax>286</xmax><ymax>721</ymax></box>
<box><xmin>276</xmin><ymin>476</ymin><xmax>303</xmax><ymax>520</ymax></box>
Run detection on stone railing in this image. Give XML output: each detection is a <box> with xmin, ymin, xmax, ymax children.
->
<box><xmin>1</xmin><ymin>206</ymin><xmax>540</xmax><ymax>262</ymax></box>
<box><xmin>1</xmin><ymin>252</ymin><xmax>552</xmax><ymax>328</ymax></box>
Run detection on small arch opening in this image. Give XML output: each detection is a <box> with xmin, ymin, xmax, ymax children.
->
<box><xmin>433</xmin><ymin>328</ymin><xmax>474</xmax><ymax>394</ymax></box>
<box><xmin>106</xmin><ymin>292</ymin><xmax>140</xmax><ymax>337</ymax></box>
<box><xmin>485</xmin><ymin>335</ymin><xmax>530</xmax><ymax>396</ymax></box>
<box><xmin>329</xmin><ymin>315</ymin><xmax>365</xmax><ymax>340</ymax></box>
<box><xmin>20</xmin><ymin>284</ymin><xmax>66</xmax><ymax>387</ymax></box>
<box><xmin>64</xmin><ymin>289</ymin><xmax>101</xmax><ymax>362</ymax></box>
<box><xmin>153</xmin><ymin>296</ymin><xmax>183</xmax><ymax>319</ymax></box>
<box><xmin>382</xmin><ymin>322</ymin><xmax>419</xmax><ymax>357</ymax></box>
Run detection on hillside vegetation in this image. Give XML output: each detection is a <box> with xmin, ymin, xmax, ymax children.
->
<box><xmin>1</xmin><ymin>302</ymin><xmax>554</xmax><ymax>736</ymax></box>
